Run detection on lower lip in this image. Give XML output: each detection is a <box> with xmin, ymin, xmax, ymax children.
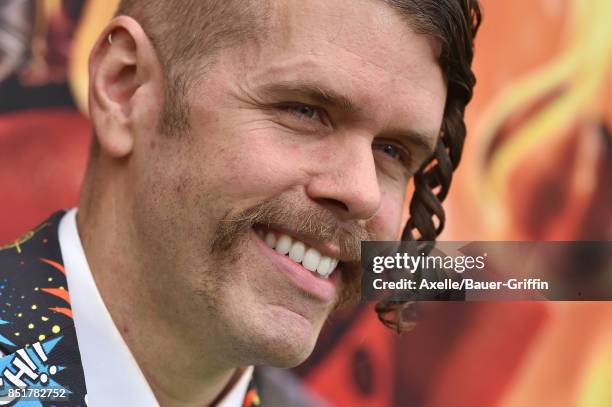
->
<box><xmin>250</xmin><ymin>228</ymin><xmax>340</xmax><ymax>302</ymax></box>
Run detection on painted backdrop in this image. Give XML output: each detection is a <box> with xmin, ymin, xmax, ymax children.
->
<box><xmin>1</xmin><ymin>1</ymin><xmax>610</xmax><ymax>406</ymax></box>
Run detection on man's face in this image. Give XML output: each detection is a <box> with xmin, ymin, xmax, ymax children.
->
<box><xmin>129</xmin><ymin>0</ymin><xmax>445</xmax><ymax>367</ymax></box>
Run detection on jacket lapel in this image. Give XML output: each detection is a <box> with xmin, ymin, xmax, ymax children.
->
<box><xmin>0</xmin><ymin>211</ymin><xmax>88</xmax><ymax>405</ymax></box>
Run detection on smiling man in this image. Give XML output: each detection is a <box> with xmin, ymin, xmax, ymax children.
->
<box><xmin>0</xmin><ymin>0</ymin><xmax>480</xmax><ymax>405</ymax></box>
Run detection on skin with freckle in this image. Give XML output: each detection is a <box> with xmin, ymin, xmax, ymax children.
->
<box><xmin>79</xmin><ymin>0</ymin><xmax>447</xmax><ymax>404</ymax></box>
<box><xmin>133</xmin><ymin>0</ymin><xmax>443</xmax><ymax>364</ymax></box>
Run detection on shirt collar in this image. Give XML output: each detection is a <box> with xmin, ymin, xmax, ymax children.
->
<box><xmin>59</xmin><ymin>208</ymin><xmax>253</xmax><ymax>406</ymax></box>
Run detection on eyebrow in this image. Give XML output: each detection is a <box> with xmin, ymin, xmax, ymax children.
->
<box><xmin>257</xmin><ymin>81</ymin><xmax>362</xmax><ymax>115</ymax></box>
<box><xmin>384</xmin><ymin>128</ymin><xmax>438</xmax><ymax>156</ymax></box>
<box><xmin>257</xmin><ymin>81</ymin><xmax>439</xmax><ymax>155</ymax></box>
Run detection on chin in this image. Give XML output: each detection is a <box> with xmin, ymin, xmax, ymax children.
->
<box><xmin>237</xmin><ymin>304</ymin><xmax>324</xmax><ymax>368</ymax></box>
<box><xmin>255</xmin><ymin>332</ymin><xmax>318</xmax><ymax>369</ymax></box>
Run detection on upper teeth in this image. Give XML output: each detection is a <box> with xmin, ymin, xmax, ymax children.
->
<box><xmin>262</xmin><ymin>231</ymin><xmax>339</xmax><ymax>278</ymax></box>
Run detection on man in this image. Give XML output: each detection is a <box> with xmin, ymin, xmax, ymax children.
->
<box><xmin>0</xmin><ymin>0</ymin><xmax>480</xmax><ymax>405</ymax></box>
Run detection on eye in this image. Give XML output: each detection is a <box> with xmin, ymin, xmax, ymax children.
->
<box><xmin>273</xmin><ymin>102</ymin><xmax>333</xmax><ymax>133</ymax></box>
<box><xmin>378</xmin><ymin>144</ymin><xmax>401</xmax><ymax>160</ymax></box>
<box><xmin>373</xmin><ymin>142</ymin><xmax>415</xmax><ymax>181</ymax></box>
<box><xmin>277</xmin><ymin>103</ymin><xmax>327</xmax><ymax>124</ymax></box>
<box><xmin>292</xmin><ymin>105</ymin><xmax>318</xmax><ymax>119</ymax></box>
<box><xmin>373</xmin><ymin>142</ymin><xmax>409</xmax><ymax>163</ymax></box>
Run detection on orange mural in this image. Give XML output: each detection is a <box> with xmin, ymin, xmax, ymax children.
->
<box><xmin>1</xmin><ymin>0</ymin><xmax>610</xmax><ymax>405</ymax></box>
<box><xmin>441</xmin><ymin>1</ymin><xmax>611</xmax><ymax>406</ymax></box>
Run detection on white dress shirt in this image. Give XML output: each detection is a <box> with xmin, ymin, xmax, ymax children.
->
<box><xmin>58</xmin><ymin>208</ymin><xmax>253</xmax><ymax>406</ymax></box>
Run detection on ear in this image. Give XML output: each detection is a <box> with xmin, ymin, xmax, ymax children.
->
<box><xmin>88</xmin><ymin>16</ymin><xmax>162</xmax><ymax>158</ymax></box>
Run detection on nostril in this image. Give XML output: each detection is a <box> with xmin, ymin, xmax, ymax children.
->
<box><xmin>316</xmin><ymin>197</ymin><xmax>349</xmax><ymax>213</ymax></box>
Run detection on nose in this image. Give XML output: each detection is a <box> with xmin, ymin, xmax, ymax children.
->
<box><xmin>306</xmin><ymin>135</ymin><xmax>381</xmax><ymax>221</ymax></box>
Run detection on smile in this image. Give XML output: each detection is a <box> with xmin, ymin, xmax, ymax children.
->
<box><xmin>255</xmin><ymin>229</ymin><xmax>339</xmax><ymax>279</ymax></box>
<box><xmin>251</xmin><ymin>225</ymin><xmax>342</xmax><ymax>302</ymax></box>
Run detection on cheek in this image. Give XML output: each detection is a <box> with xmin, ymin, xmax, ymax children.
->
<box><xmin>211</xmin><ymin>129</ymin><xmax>311</xmax><ymax>201</ymax></box>
<box><xmin>369</xmin><ymin>190</ymin><xmax>405</xmax><ymax>240</ymax></box>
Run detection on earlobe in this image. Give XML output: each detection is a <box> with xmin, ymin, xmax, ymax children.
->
<box><xmin>88</xmin><ymin>16</ymin><xmax>158</xmax><ymax>159</ymax></box>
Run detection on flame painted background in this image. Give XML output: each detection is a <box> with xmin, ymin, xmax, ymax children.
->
<box><xmin>1</xmin><ymin>1</ymin><xmax>610</xmax><ymax>406</ymax></box>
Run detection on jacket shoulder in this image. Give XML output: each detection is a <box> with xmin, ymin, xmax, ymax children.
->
<box><xmin>0</xmin><ymin>211</ymin><xmax>71</xmax><ymax>353</ymax></box>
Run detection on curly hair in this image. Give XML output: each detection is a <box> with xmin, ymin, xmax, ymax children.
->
<box><xmin>375</xmin><ymin>0</ymin><xmax>482</xmax><ymax>332</ymax></box>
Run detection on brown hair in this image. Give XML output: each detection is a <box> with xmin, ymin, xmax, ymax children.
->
<box><xmin>115</xmin><ymin>0</ymin><xmax>482</xmax><ymax>332</ymax></box>
<box><xmin>115</xmin><ymin>0</ymin><xmax>271</xmax><ymax>136</ymax></box>
<box><xmin>377</xmin><ymin>0</ymin><xmax>482</xmax><ymax>332</ymax></box>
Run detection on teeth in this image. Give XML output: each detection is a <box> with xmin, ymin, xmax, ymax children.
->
<box><xmin>329</xmin><ymin>258</ymin><xmax>339</xmax><ymax>273</ymax></box>
<box><xmin>275</xmin><ymin>234</ymin><xmax>292</xmax><ymax>255</ymax></box>
<box><xmin>302</xmin><ymin>248</ymin><xmax>321</xmax><ymax>272</ymax></box>
<box><xmin>288</xmin><ymin>241</ymin><xmax>306</xmax><ymax>263</ymax></box>
<box><xmin>259</xmin><ymin>230</ymin><xmax>340</xmax><ymax>278</ymax></box>
<box><xmin>316</xmin><ymin>256</ymin><xmax>332</xmax><ymax>276</ymax></box>
<box><xmin>264</xmin><ymin>232</ymin><xmax>276</xmax><ymax>248</ymax></box>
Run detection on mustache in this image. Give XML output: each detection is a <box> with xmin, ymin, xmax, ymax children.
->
<box><xmin>210</xmin><ymin>196</ymin><xmax>372</xmax><ymax>306</ymax></box>
<box><xmin>210</xmin><ymin>196</ymin><xmax>374</xmax><ymax>261</ymax></box>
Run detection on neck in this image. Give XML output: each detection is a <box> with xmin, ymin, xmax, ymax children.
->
<box><xmin>77</xmin><ymin>181</ymin><xmax>242</xmax><ymax>406</ymax></box>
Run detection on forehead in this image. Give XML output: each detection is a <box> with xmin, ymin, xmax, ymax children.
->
<box><xmin>222</xmin><ymin>0</ymin><xmax>446</xmax><ymax>139</ymax></box>
<box><xmin>271</xmin><ymin>0</ymin><xmax>435</xmax><ymax>72</ymax></box>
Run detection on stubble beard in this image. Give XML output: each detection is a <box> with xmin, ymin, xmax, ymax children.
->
<box><xmin>206</xmin><ymin>194</ymin><xmax>371</xmax><ymax>309</ymax></box>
